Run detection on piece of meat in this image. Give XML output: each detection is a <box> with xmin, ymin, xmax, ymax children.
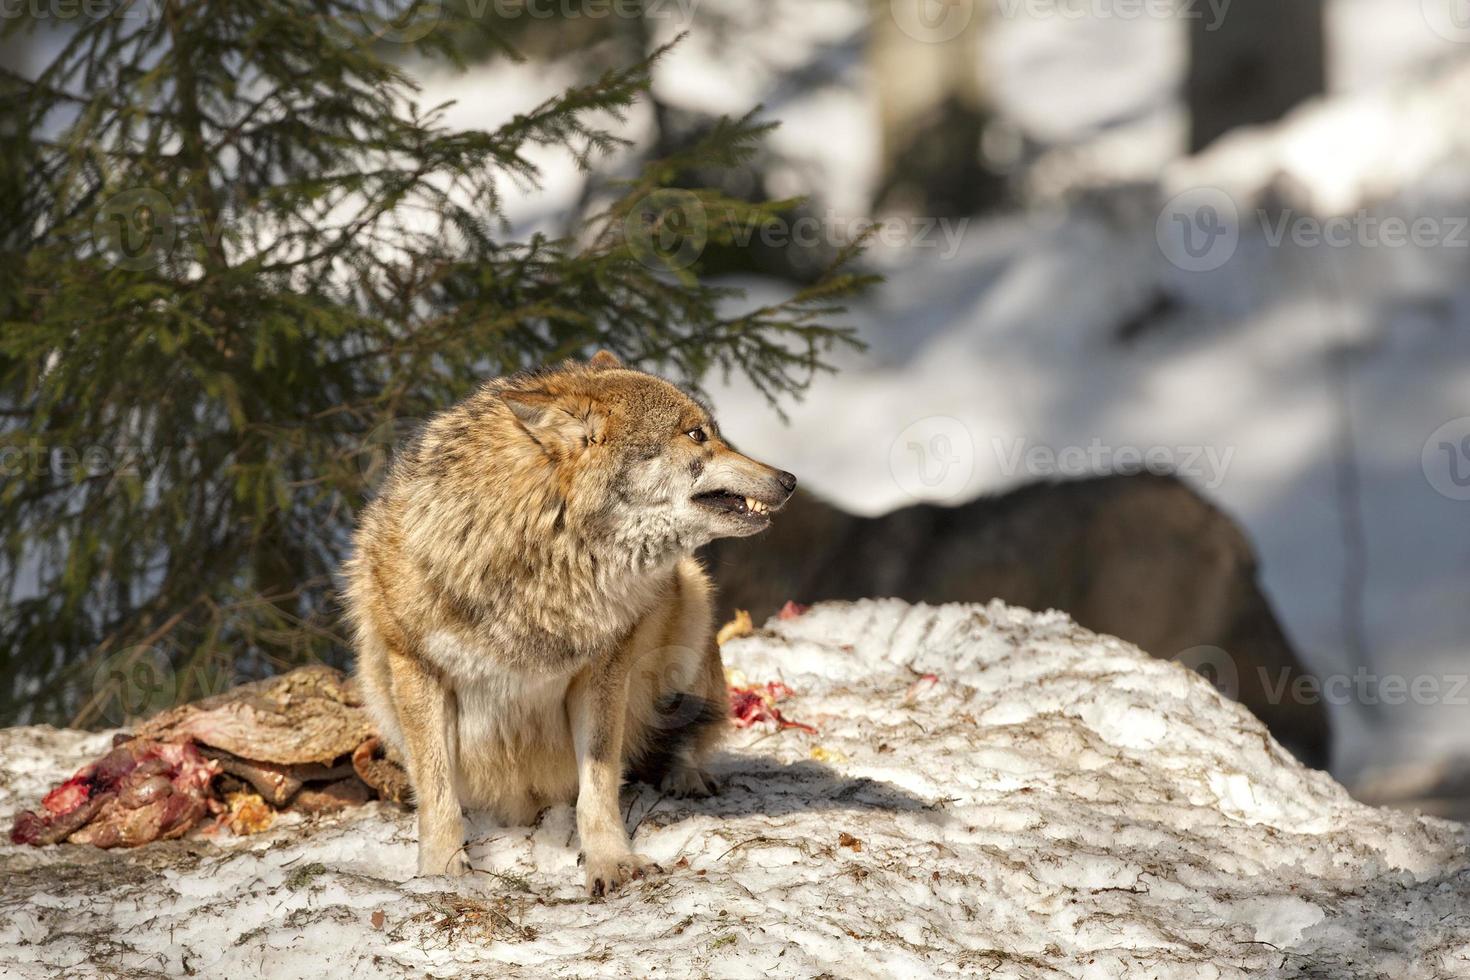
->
<box><xmin>11</xmin><ymin>792</ymin><xmax>114</xmax><ymax>846</ymax></box>
<box><xmin>202</xmin><ymin>750</ymin><xmax>358</xmax><ymax>807</ymax></box>
<box><xmin>9</xmin><ymin>740</ymin><xmax>219</xmax><ymax>848</ymax></box>
<box><xmin>352</xmin><ymin>737</ymin><xmax>409</xmax><ymax>804</ymax></box>
<box><xmin>11</xmin><ymin>668</ymin><xmax>410</xmax><ymax>850</ymax></box>
<box><xmin>290</xmin><ymin>779</ymin><xmax>371</xmax><ymax>814</ymax></box>
<box><xmin>222</xmin><ymin>791</ymin><xmax>275</xmax><ymax>836</ymax></box>
<box><xmin>69</xmin><ymin>786</ymin><xmax>209</xmax><ymax>848</ymax></box>
<box><xmin>728</xmin><ymin>680</ymin><xmax>817</xmax><ymax>734</ymax></box>
<box><xmin>776</xmin><ymin>601</ymin><xmax>810</xmax><ymax>620</ymax></box>
<box><xmin>133</xmin><ymin>666</ymin><xmax>374</xmax><ymax>765</ymax></box>
<box><xmin>203</xmin><ymin>753</ymin><xmax>304</xmax><ymax>807</ymax></box>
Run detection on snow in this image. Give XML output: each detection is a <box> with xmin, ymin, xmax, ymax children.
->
<box><xmin>3</xmin><ymin>601</ymin><xmax>1468</xmax><ymax>978</ymax></box>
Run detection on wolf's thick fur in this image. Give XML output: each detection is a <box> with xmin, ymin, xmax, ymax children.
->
<box><xmin>344</xmin><ymin>353</ymin><xmax>794</xmax><ymax>894</ymax></box>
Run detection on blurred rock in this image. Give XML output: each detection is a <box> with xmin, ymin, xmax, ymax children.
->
<box><xmin>1356</xmin><ymin>757</ymin><xmax>1470</xmax><ymax>824</ymax></box>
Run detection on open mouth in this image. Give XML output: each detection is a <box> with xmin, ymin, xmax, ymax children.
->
<box><xmin>692</xmin><ymin>490</ymin><xmax>776</xmax><ymax>521</ymax></box>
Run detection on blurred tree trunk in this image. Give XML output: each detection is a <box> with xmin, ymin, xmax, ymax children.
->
<box><xmin>870</xmin><ymin>0</ymin><xmax>1004</xmax><ymax>217</ymax></box>
<box><xmin>1187</xmin><ymin>0</ymin><xmax>1326</xmax><ymax>152</ymax></box>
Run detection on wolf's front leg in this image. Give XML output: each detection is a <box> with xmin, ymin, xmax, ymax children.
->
<box><xmin>568</xmin><ymin>665</ymin><xmax>661</xmax><ymax>897</ymax></box>
<box><xmin>388</xmin><ymin>646</ymin><xmax>468</xmax><ymax>877</ymax></box>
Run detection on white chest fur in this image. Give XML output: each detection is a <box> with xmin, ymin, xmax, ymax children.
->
<box><xmin>424</xmin><ymin>631</ymin><xmax>580</xmax><ymax>816</ymax></box>
<box><xmin>453</xmin><ymin>660</ymin><xmax>572</xmax><ymax>754</ymax></box>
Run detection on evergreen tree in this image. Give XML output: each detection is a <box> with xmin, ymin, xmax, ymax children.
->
<box><xmin>0</xmin><ymin>1</ymin><xmax>871</xmax><ymax>726</ymax></box>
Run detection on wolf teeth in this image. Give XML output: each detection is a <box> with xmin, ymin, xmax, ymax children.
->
<box><xmin>745</xmin><ymin>497</ymin><xmax>769</xmax><ymax>515</ymax></box>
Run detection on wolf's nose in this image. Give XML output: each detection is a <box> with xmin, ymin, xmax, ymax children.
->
<box><xmin>777</xmin><ymin>471</ymin><xmax>797</xmax><ymax>493</ymax></box>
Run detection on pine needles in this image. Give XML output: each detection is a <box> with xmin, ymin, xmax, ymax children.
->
<box><xmin>0</xmin><ymin>3</ymin><xmax>871</xmax><ymax>725</ymax></box>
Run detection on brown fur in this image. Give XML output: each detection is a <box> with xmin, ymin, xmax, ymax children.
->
<box><xmin>703</xmin><ymin>474</ymin><xmax>1331</xmax><ymax>770</ymax></box>
<box><xmin>343</xmin><ymin>353</ymin><xmax>793</xmax><ymax>894</ymax></box>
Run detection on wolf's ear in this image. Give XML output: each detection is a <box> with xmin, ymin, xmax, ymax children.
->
<box><xmin>502</xmin><ymin>390</ymin><xmax>606</xmax><ymax>449</ymax></box>
<box><xmin>587</xmin><ymin>350</ymin><xmax>623</xmax><ymax>371</ymax></box>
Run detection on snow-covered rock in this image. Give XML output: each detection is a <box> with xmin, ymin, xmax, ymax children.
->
<box><xmin>2</xmin><ymin>600</ymin><xmax>1467</xmax><ymax>978</ymax></box>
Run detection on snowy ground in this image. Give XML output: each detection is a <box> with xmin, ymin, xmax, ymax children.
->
<box><xmin>3</xmin><ymin>601</ymin><xmax>1468</xmax><ymax>978</ymax></box>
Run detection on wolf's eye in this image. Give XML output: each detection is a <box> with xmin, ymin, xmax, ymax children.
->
<box><xmin>686</xmin><ymin>428</ymin><xmax>708</xmax><ymax>444</ymax></box>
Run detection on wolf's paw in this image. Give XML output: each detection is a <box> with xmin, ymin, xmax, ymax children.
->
<box><xmin>419</xmin><ymin>847</ymin><xmax>471</xmax><ymax>878</ymax></box>
<box><xmin>583</xmin><ymin>852</ymin><xmax>662</xmax><ymax>898</ymax></box>
<box><xmin>661</xmin><ymin>766</ymin><xmax>720</xmax><ymax>798</ymax></box>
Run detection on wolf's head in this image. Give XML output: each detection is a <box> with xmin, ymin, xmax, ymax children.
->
<box><xmin>496</xmin><ymin>351</ymin><xmax>796</xmax><ymax>557</ymax></box>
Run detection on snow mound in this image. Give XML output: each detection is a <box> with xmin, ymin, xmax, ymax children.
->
<box><xmin>2</xmin><ymin>600</ymin><xmax>1467</xmax><ymax>978</ymax></box>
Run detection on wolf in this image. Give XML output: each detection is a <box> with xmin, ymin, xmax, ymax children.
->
<box><xmin>343</xmin><ymin>352</ymin><xmax>795</xmax><ymax>895</ymax></box>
